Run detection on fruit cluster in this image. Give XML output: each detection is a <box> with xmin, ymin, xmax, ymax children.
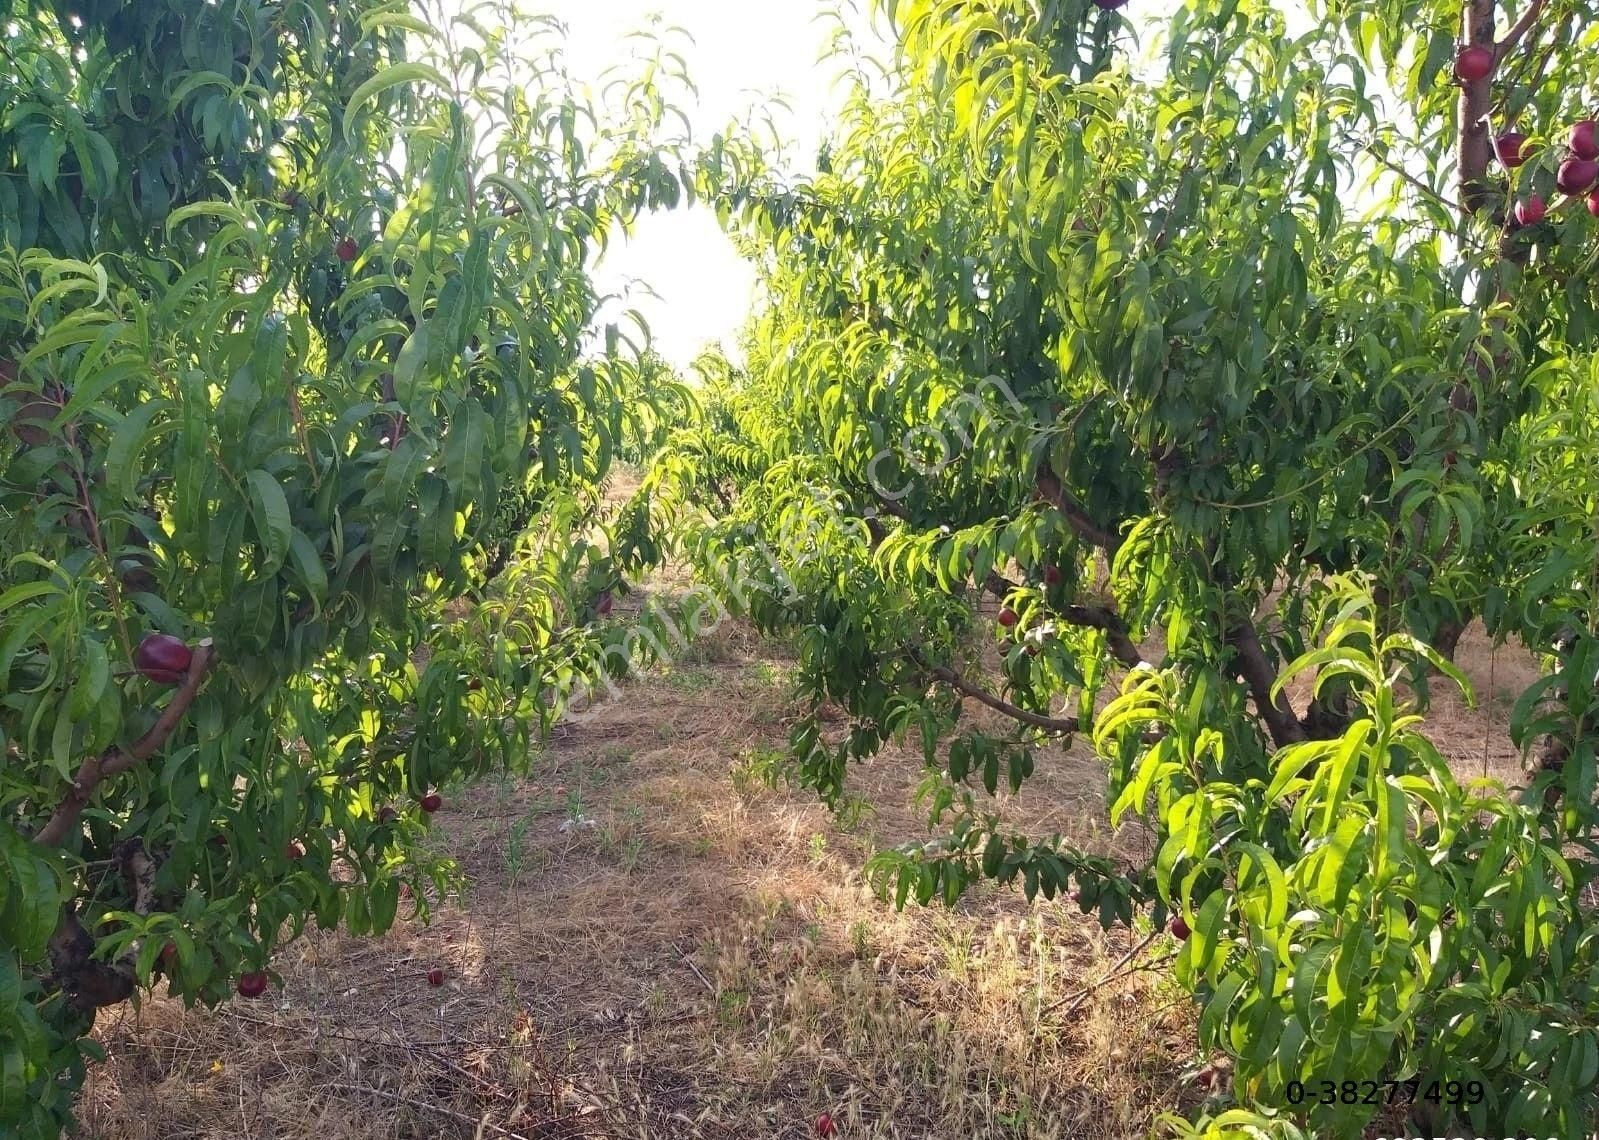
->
<box><xmin>1495</xmin><ymin>114</ymin><xmax>1599</xmax><ymax>224</ymax></box>
<box><xmin>1456</xmin><ymin>41</ymin><xmax>1599</xmax><ymax>223</ymax></box>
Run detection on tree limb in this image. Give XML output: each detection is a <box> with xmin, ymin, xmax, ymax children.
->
<box><xmin>911</xmin><ymin>648</ymin><xmax>1080</xmax><ymax>735</ymax></box>
<box><xmin>1223</xmin><ymin>620</ymin><xmax>1306</xmax><ymax>747</ymax></box>
<box><xmin>980</xmin><ymin>571</ymin><xmax>1145</xmax><ymax>668</ymax></box>
<box><xmin>1496</xmin><ymin>0</ymin><xmax>1545</xmax><ymax>61</ymax></box>
<box><xmin>1062</xmin><ymin>603</ymin><xmax>1145</xmax><ymax>669</ymax></box>
<box><xmin>1457</xmin><ymin>0</ymin><xmax>1497</xmax><ymax>215</ymax></box>
<box><xmin>35</xmin><ymin>638</ymin><xmax>216</xmax><ymax>847</ymax></box>
<box><xmin>1036</xmin><ymin>464</ymin><xmax>1120</xmax><ymax>554</ymax></box>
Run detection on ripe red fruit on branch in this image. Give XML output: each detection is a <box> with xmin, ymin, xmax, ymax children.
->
<box><xmin>1494</xmin><ymin>131</ymin><xmax>1529</xmax><ymax>168</ymax></box>
<box><xmin>420</xmin><ymin>793</ymin><xmax>443</xmax><ymax>813</ymax></box>
<box><xmin>237</xmin><ymin>971</ymin><xmax>269</xmax><ymax>998</ymax></box>
<box><xmin>1454</xmin><ymin>45</ymin><xmax>1494</xmax><ymax>82</ymax></box>
<box><xmin>377</xmin><ymin>806</ymin><xmax>398</xmax><ymax>825</ymax></box>
<box><xmin>1557</xmin><ymin>158</ymin><xmax>1599</xmax><ymax>195</ymax></box>
<box><xmin>1169</xmin><ymin>915</ymin><xmax>1190</xmax><ymax>940</ymax></box>
<box><xmin>815</xmin><ymin>1112</ymin><xmax>838</xmax><ymax>1138</ymax></box>
<box><xmin>1044</xmin><ymin>565</ymin><xmax>1063</xmax><ymax>586</ymax></box>
<box><xmin>335</xmin><ymin>236</ymin><xmax>359</xmax><ymax>262</ymax></box>
<box><xmin>133</xmin><ymin>633</ymin><xmax>193</xmax><ymax>685</ymax></box>
<box><xmin>998</xmin><ymin>607</ymin><xmax>1019</xmax><ymax>628</ymax></box>
<box><xmin>595</xmin><ymin>591</ymin><xmax>614</xmax><ymax>617</ymax></box>
<box><xmin>1588</xmin><ymin>190</ymin><xmax>1599</xmax><ymax>218</ymax></box>
<box><xmin>1514</xmin><ymin>195</ymin><xmax>1547</xmax><ymax>226</ymax></box>
<box><xmin>1572</xmin><ymin>119</ymin><xmax>1599</xmax><ymax>161</ymax></box>
<box><xmin>427</xmin><ymin>966</ymin><xmax>445</xmax><ymax>986</ymax></box>
<box><xmin>285</xmin><ymin>841</ymin><xmax>305</xmax><ymax>860</ymax></box>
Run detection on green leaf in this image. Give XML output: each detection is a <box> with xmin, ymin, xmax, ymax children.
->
<box><xmin>245</xmin><ymin>469</ymin><xmax>293</xmax><ymax>575</ymax></box>
<box><xmin>342</xmin><ymin>63</ymin><xmax>450</xmax><ymax>141</ymax></box>
<box><xmin>0</xmin><ymin>581</ymin><xmax>63</xmax><ymax>615</ymax></box>
<box><xmin>0</xmin><ymin>1036</ymin><xmax>26</xmax><ymax>1126</ymax></box>
<box><xmin>105</xmin><ymin>399</ymin><xmax>174</xmax><ymax>503</ymax></box>
<box><xmin>67</xmin><ymin>637</ymin><xmax>108</xmax><ymax>720</ymax></box>
<box><xmin>393</xmin><ymin>327</ymin><xmax>431</xmax><ymax>408</ymax></box>
<box><xmin>442</xmin><ymin>398</ymin><xmax>489</xmax><ymax>511</ymax></box>
<box><xmin>286</xmin><ymin>529</ymin><xmax>329</xmax><ymax>606</ymax></box>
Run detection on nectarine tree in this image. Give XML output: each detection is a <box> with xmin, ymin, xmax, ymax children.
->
<box><xmin>0</xmin><ymin>1</ymin><xmax>691</xmax><ymax>1134</ymax></box>
<box><xmin>652</xmin><ymin>0</ymin><xmax>1599</xmax><ymax>1135</ymax></box>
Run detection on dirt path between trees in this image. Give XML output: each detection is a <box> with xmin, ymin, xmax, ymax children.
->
<box><xmin>80</xmin><ymin>591</ymin><xmax>1537</xmax><ymax>1139</ymax></box>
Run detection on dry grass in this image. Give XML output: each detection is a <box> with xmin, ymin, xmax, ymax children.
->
<box><xmin>77</xmin><ymin>576</ymin><xmax>1539</xmax><ymax>1139</ymax></box>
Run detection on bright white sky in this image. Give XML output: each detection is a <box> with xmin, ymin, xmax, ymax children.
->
<box><xmin>535</xmin><ymin>1</ymin><xmax>887</xmax><ymax>369</ymax></box>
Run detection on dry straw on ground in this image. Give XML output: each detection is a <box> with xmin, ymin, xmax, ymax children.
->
<box><xmin>78</xmin><ymin>572</ymin><xmax>1533</xmax><ymax>1139</ymax></box>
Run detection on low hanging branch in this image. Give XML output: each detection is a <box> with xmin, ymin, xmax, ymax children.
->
<box><xmin>909</xmin><ymin>646</ymin><xmax>1080</xmax><ymax>734</ymax></box>
<box><xmin>34</xmin><ymin>638</ymin><xmax>216</xmax><ymax>847</ymax></box>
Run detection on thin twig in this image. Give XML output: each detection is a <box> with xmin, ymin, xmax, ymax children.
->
<box><xmin>1040</xmin><ymin>929</ymin><xmax>1161</xmax><ymax>1018</ymax></box>
<box><xmin>909</xmin><ymin>647</ymin><xmax>1080</xmax><ymax>735</ymax></box>
<box><xmin>673</xmin><ymin>942</ymin><xmax>714</xmax><ymax>993</ymax></box>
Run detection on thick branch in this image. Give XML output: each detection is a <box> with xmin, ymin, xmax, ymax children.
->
<box><xmin>1457</xmin><ymin>0</ymin><xmax>1498</xmax><ymax>215</ymax></box>
<box><xmin>1036</xmin><ymin>464</ymin><xmax>1120</xmax><ymax>554</ymax></box>
<box><xmin>1496</xmin><ymin>0</ymin><xmax>1545</xmax><ymax>61</ymax></box>
<box><xmin>1062</xmin><ymin>604</ymin><xmax>1145</xmax><ymax>669</ymax></box>
<box><xmin>1224</xmin><ymin>620</ymin><xmax>1306</xmax><ymax>747</ymax></box>
<box><xmin>35</xmin><ymin>639</ymin><xmax>216</xmax><ymax>847</ymax></box>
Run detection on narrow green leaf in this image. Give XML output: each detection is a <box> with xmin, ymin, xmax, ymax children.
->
<box><xmin>245</xmin><ymin>469</ymin><xmax>293</xmax><ymax>575</ymax></box>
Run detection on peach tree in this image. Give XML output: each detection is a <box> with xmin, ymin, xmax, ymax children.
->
<box><xmin>651</xmin><ymin>0</ymin><xmax>1599</xmax><ymax>1135</ymax></box>
<box><xmin>0</xmin><ymin>1</ymin><xmax>692</xmax><ymax>1134</ymax></box>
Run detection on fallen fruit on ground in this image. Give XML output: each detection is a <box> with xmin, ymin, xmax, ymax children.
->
<box><xmin>133</xmin><ymin>633</ymin><xmax>192</xmax><ymax>685</ymax></box>
<box><xmin>427</xmin><ymin>966</ymin><xmax>445</xmax><ymax>986</ymax></box>
<box><xmin>815</xmin><ymin>1112</ymin><xmax>838</xmax><ymax>1137</ymax></box>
